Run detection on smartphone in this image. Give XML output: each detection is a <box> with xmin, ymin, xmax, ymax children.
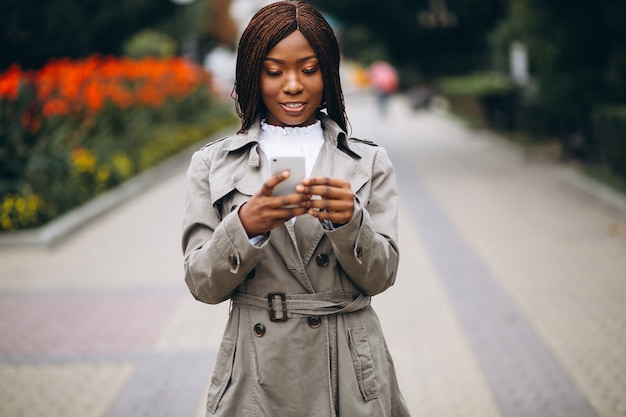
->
<box><xmin>270</xmin><ymin>156</ymin><xmax>305</xmax><ymax>197</ymax></box>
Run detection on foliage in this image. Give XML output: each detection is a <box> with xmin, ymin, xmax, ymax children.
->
<box><xmin>335</xmin><ymin>25</ymin><xmax>390</xmax><ymax>67</ymax></box>
<box><xmin>311</xmin><ymin>0</ymin><xmax>507</xmax><ymax>79</ymax></box>
<box><xmin>436</xmin><ymin>72</ymin><xmax>522</xmax><ymax>130</ymax></box>
<box><xmin>123</xmin><ymin>30</ymin><xmax>177</xmax><ymax>59</ymax></box>
<box><xmin>0</xmin><ymin>0</ymin><xmax>227</xmax><ymax>72</ymax></box>
<box><xmin>487</xmin><ymin>0</ymin><xmax>626</xmax><ymax>161</ymax></box>
<box><xmin>592</xmin><ymin>105</ymin><xmax>626</xmax><ymax>179</ymax></box>
<box><xmin>584</xmin><ymin>167</ymin><xmax>626</xmax><ymax>196</ymax></box>
<box><xmin>0</xmin><ymin>56</ymin><xmax>236</xmax><ymax>231</ymax></box>
<box><xmin>437</xmin><ymin>72</ymin><xmax>509</xmax><ymax>97</ymax></box>
<box><xmin>0</xmin><ymin>0</ymin><xmax>178</xmax><ymax>70</ymax></box>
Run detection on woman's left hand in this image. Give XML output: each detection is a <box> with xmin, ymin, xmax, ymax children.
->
<box><xmin>296</xmin><ymin>177</ymin><xmax>354</xmax><ymax>226</ymax></box>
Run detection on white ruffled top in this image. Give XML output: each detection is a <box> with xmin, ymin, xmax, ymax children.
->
<box><xmin>259</xmin><ymin>119</ymin><xmax>324</xmax><ymax>177</ymax></box>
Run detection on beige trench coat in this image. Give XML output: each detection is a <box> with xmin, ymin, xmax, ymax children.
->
<box><xmin>182</xmin><ymin>114</ymin><xmax>410</xmax><ymax>417</ymax></box>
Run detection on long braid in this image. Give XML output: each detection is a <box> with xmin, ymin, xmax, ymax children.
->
<box><xmin>296</xmin><ymin>2</ymin><xmax>347</xmax><ymax>132</ymax></box>
<box><xmin>234</xmin><ymin>1</ymin><xmax>348</xmax><ymax>133</ymax></box>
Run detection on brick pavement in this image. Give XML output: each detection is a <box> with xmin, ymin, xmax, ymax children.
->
<box><xmin>364</xmin><ymin>94</ymin><xmax>626</xmax><ymax>417</ymax></box>
<box><xmin>0</xmin><ymin>92</ymin><xmax>624</xmax><ymax>417</ymax></box>
<box><xmin>0</xmin><ymin>167</ymin><xmax>229</xmax><ymax>417</ymax></box>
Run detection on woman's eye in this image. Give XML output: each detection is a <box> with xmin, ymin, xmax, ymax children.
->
<box><xmin>303</xmin><ymin>67</ymin><xmax>318</xmax><ymax>74</ymax></box>
<box><xmin>266</xmin><ymin>70</ymin><xmax>282</xmax><ymax>76</ymax></box>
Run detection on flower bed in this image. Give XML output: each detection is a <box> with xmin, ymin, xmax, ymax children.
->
<box><xmin>0</xmin><ymin>56</ymin><xmax>236</xmax><ymax>231</ymax></box>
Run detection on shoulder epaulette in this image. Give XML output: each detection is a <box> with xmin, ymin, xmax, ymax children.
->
<box><xmin>199</xmin><ymin>136</ymin><xmax>229</xmax><ymax>151</ymax></box>
<box><xmin>349</xmin><ymin>137</ymin><xmax>378</xmax><ymax>146</ymax></box>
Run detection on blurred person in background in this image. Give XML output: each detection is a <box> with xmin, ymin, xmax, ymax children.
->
<box><xmin>368</xmin><ymin>60</ymin><xmax>399</xmax><ymax>116</ymax></box>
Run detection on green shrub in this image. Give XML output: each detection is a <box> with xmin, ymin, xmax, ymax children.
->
<box><xmin>437</xmin><ymin>72</ymin><xmax>521</xmax><ymax>130</ymax></box>
<box><xmin>437</xmin><ymin>72</ymin><xmax>509</xmax><ymax>97</ymax></box>
<box><xmin>123</xmin><ymin>30</ymin><xmax>177</xmax><ymax>59</ymax></box>
<box><xmin>593</xmin><ymin>105</ymin><xmax>626</xmax><ymax>179</ymax></box>
<box><xmin>0</xmin><ymin>57</ymin><xmax>238</xmax><ymax>231</ymax></box>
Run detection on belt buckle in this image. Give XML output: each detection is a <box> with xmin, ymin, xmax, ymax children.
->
<box><xmin>268</xmin><ymin>292</ymin><xmax>288</xmax><ymax>322</ymax></box>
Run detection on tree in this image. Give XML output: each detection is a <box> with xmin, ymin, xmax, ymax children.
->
<box><xmin>310</xmin><ymin>0</ymin><xmax>506</xmax><ymax>80</ymax></box>
<box><xmin>1</xmin><ymin>0</ymin><xmax>178</xmax><ymax>70</ymax></box>
<box><xmin>489</xmin><ymin>0</ymin><xmax>626</xmax><ymax>160</ymax></box>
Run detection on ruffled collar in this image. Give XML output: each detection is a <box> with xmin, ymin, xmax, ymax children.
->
<box><xmin>260</xmin><ymin>119</ymin><xmax>322</xmax><ymax>136</ymax></box>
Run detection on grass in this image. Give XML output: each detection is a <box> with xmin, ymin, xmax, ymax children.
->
<box><xmin>584</xmin><ymin>166</ymin><xmax>626</xmax><ymax>195</ymax></box>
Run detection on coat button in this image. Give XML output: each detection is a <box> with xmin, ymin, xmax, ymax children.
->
<box><xmin>307</xmin><ymin>316</ymin><xmax>322</xmax><ymax>328</ymax></box>
<box><xmin>253</xmin><ymin>323</ymin><xmax>266</xmax><ymax>337</ymax></box>
<box><xmin>228</xmin><ymin>255</ymin><xmax>238</xmax><ymax>269</ymax></box>
<box><xmin>315</xmin><ymin>253</ymin><xmax>330</xmax><ymax>267</ymax></box>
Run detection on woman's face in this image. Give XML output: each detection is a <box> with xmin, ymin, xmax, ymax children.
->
<box><xmin>260</xmin><ymin>30</ymin><xmax>324</xmax><ymax>127</ymax></box>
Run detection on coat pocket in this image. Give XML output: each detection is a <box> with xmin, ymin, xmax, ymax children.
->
<box><xmin>347</xmin><ymin>325</ymin><xmax>379</xmax><ymax>401</ymax></box>
<box><xmin>206</xmin><ymin>337</ymin><xmax>236</xmax><ymax>414</ymax></box>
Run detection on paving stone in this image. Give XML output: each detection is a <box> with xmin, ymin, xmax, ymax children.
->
<box><xmin>0</xmin><ymin>363</ymin><xmax>133</xmax><ymax>417</ymax></box>
<box><xmin>361</xmin><ymin>95</ymin><xmax>625</xmax><ymax>417</ymax></box>
<box><xmin>104</xmin><ymin>352</ymin><xmax>214</xmax><ymax>417</ymax></box>
<box><xmin>153</xmin><ymin>296</ymin><xmax>229</xmax><ymax>352</ymax></box>
<box><xmin>375</xmin><ymin>204</ymin><xmax>502</xmax><ymax>417</ymax></box>
<box><xmin>0</xmin><ymin>291</ymin><xmax>183</xmax><ymax>357</ymax></box>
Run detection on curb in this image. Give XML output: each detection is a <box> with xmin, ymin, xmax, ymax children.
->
<box><xmin>0</xmin><ymin>126</ymin><xmax>235</xmax><ymax>249</ymax></box>
<box><xmin>557</xmin><ymin>168</ymin><xmax>626</xmax><ymax>218</ymax></box>
<box><xmin>473</xmin><ymin>123</ymin><xmax>626</xmax><ymax>218</ymax></box>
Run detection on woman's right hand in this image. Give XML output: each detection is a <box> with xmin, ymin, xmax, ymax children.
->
<box><xmin>238</xmin><ymin>170</ymin><xmax>310</xmax><ymax>237</ymax></box>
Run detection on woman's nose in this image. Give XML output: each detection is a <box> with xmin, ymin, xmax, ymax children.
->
<box><xmin>283</xmin><ymin>72</ymin><xmax>303</xmax><ymax>94</ymax></box>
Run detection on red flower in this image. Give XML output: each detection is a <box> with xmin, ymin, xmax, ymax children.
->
<box><xmin>1</xmin><ymin>55</ymin><xmax>213</xmax><ymax>121</ymax></box>
<box><xmin>0</xmin><ymin>64</ymin><xmax>22</xmax><ymax>100</ymax></box>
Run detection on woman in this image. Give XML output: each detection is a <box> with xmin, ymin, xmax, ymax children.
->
<box><xmin>182</xmin><ymin>1</ymin><xmax>410</xmax><ymax>416</ymax></box>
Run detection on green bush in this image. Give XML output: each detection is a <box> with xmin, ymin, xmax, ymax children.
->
<box><xmin>123</xmin><ymin>30</ymin><xmax>177</xmax><ymax>59</ymax></box>
<box><xmin>437</xmin><ymin>72</ymin><xmax>509</xmax><ymax>97</ymax></box>
<box><xmin>0</xmin><ymin>57</ymin><xmax>238</xmax><ymax>231</ymax></box>
<box><xmin>593</xmin><ymin>105</ymin><xmax>626</xmax><ymax>179</ymax></box>
<box><xmin>437</xmin><ymin>72</ymin><xmax>521</xmax><ymax>130</ymax></box>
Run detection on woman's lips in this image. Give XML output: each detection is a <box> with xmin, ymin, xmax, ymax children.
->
<box><xmin>281</xmin><ymin>102</ymin><xmax>306</xmax><ymax>113</ymax></box>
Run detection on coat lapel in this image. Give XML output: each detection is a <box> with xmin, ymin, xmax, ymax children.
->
<box><xmin>208</xmin><ymin>127</ymin><xmax>266</xmax><ymax>206</ymax></box>
<box><xmin>277</xmin><ymin>139</ymin><xmax>371</xmax><ymax>281</ymax></box>
<box><xmin>293</xmin><ymin>214</ymin><xmax>324</xmax><ymax>266</ymax></box>
<box><xmin>313</xmin><ymin>139</ymin><xmax>370</xmax><ymax>198</ymax></box>
<box><xmin>271</xmin><ymin>222</ymin><xmax>316</xmax><ymax>293</ymax></box>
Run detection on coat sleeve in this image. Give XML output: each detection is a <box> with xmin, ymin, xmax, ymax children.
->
<box><xmin>325</xmin><ymin>146</ymin><xmax>399</xmax><ymax>296</ymax></box>
<box><xmin>181</xmin><ymin>151</ymin><xmax>263</xmax><ymax>304</ymax></box>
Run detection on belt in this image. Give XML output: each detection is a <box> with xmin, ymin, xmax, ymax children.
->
<box><xmin>231</xmin><ymin>291</ymin><xmax>371</xmax><ymax>322</ymax></box>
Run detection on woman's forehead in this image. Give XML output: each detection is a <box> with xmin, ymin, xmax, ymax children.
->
<box><xmin>265</xmin><ymin>30</ymin><xmax>315</xmax><ymax>60</ymax></box>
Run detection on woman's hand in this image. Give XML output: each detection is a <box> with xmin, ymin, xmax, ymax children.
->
<box><xmin>238</xmin><ymin>171</ymin><xmax>309</xmax><ymax>237</ymax></box>
<box><xmin>297</xmin><ymin>177</ymin><xmax>355</xmax><ymax>226</ymax></box>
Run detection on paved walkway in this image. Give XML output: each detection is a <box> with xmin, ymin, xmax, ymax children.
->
<box><xmin>0</xmin><ymin>92</ymin><xmax>624</xmax><ymax>417</ymax></box>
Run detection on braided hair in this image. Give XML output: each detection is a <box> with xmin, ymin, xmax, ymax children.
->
<box><xmin>234</xmin><ymin>0</ymin><xmax>347</xmax><ymax>133</ymax></box>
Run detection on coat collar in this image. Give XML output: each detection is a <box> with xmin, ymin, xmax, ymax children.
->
<box><xmin>224</xmin><ymin>113</ymin><xmax>363</xmax><ymax>159</ymax></box>
<box><xmin>209</xmin><ymin>113</ymin><xmax>367</xmax><ymax>206</ymax></box>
